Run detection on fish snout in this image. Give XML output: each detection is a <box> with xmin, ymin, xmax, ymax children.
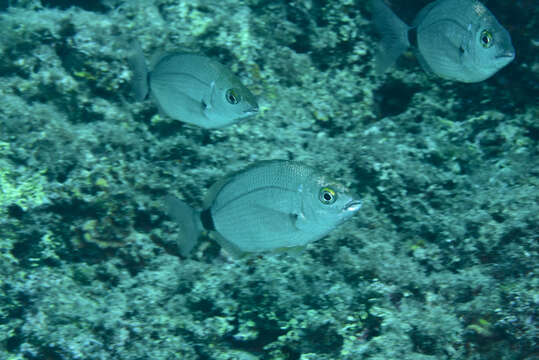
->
<box><xmin>496</xmin><ymin>46</ymin><xmax>515</xmax><ymax>61</ymax></box>
<box><xmin>244</xmin><ymin>106</ymin><xmax>259</xmax><ymax>116</ymax></box>
<box><xmin>497</xmin><ymin>52</ymin><xmax>515</xmax><ymax>59</ymax></box>
<box><xmin>344</xmin><ymin>199</ymin><xmax>362</xmax><ymax>212</ymax></box>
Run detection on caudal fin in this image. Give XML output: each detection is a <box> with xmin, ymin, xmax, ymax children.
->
<box><xmin>127</xmin><ymin>41</ymin><xmax>150</xmax><ymax>101</ymax></box>
<box><xmin>165</xmin><ymin>195</ymin><xmax>202</xmax><ymax>256</ymax></box>
<box><xmin>371</xmin><ymin>0</ymin><xmax>410</xmax><ymax>74</ymax></box>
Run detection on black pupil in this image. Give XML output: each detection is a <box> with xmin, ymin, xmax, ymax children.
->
<box><xmin>227</xmin><ymin>91</ymin><xmax>237</xmax><ymax>103</ymax></box>
<box><xmin>323</xmin><ymin>192</ymin><xmax>332</xmax><ymax>201</ymax></box>
<box><xmin>482</xmin><ymin>34</ymin><xmax>489</xmax><ymax>44</ymax></box>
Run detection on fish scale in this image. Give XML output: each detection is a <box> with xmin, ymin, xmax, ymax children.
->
<box><xmin>166</xmin><ymin>160</ymin><xmax>362</xmax><ymax>257</ymax></box>
<box><xmin>128</xmin><ymin>42</ymin><xmax>258</xmax><ymax>128</ymax></box>
<box><xmin>372</xmin><ymin>0</ymin><xmax>515</xmax><ymax>83</ymax></box>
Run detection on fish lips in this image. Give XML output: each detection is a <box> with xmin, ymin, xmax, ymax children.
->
<box><xmin>238</xmin><ymin>105</ymin><xmax>259</xmax><ymax>119</ymax></box>
<box><xmin>244</xmin><ymin>107</ymin><xmax>259</xmax><ymax>116</ymax></box>
<box><xmin>495</xmin><ymin>49</ymin><xmax>515</xmax><ymax>63</ymax></box>
<box><xmin>344</xmin><ymin>199</ymin><xmax>362</xmax><ymax>212</ymax></box>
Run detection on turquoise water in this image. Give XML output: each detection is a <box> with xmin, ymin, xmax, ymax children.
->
<box><xmin>0</xmin><ymin>1</ymin><xmax>536</xmax><ymax>359</ymax></box>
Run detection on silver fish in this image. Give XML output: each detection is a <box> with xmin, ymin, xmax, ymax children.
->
<box><xmin>371</xmin><ymin>0</ymin><xmax>515</xmax><ymax>82</ymax></box>
<box><xmin>128</xmin><ymin>42</ymin><xmax>258</xmax><ymax>128</ymax></box>
<box><xmin>166</xmin><ymin>160</ymin><xmax>362</xmax><ymax>257</ymax></box>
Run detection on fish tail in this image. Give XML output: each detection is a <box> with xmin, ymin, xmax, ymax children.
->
<box><xmin>371</xmin><ymin>0</ymin><xmax>410</xmax><ymax>74</ymax></box>
<box><xmin>127</xmin><ymin>40</ymin><xmax>150</xmax><ymax>101</ymax></box>
<box><xmin>165</xmin><ymin>195</ymin><xmax>202</xmax><ymax>256</ymax></box>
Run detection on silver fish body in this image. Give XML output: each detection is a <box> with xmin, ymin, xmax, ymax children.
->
<box><xmin>166</xmin><ymin>160</ymin><xmax>362</xmax><ymax>256</ymax></box>
<box><xmin>372</xmin><ymin>0</ymin><xmax>515</xmax><ymax>82</ymax></box>
<box><xmin>129</xmin><ymin>43</ymin><xmax>258</xmax><ymax>128</ymax></box>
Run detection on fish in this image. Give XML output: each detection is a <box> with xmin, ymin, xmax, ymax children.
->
<box><xmin>165</xmin><ymin>160</ymin><xmax>362</xmax><ymax>257</ymax></box>
<box><xmin>128</xmin><ymin>41</ymin><xmax>258</xmax><ymax>128</ymax></box>
<box><xmin>371</xmin><ymin>0</ymin><xmax>515</xmax><ymax>83</ymax></box>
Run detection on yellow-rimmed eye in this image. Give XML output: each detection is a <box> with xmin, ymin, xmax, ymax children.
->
<box><xmin>225</xmin><ymin>88</ymin><xmax>241</xmax><ymax>104</ymax></box>
<box><xmin>480</xmin><ymin>30</ymin><xmax>493</xmax><ymax>48</ymax></box>
<box><xmin>319</xmin><ymin>187</ymin><xmax>337</xmax><ymax>205</ymax></box>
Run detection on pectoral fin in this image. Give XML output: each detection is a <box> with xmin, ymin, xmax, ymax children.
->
<box><xmin>291</xmin><ymin>211</ymin><xmax>309</xmax><ymax>231</ymax></box>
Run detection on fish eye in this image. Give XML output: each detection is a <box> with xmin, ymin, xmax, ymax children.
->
<box><xmin>225</xmin><ymin>89</ymin><xmax>242</xmax><ymax>104</ymax></box>
<box><xmin>480</xmin><ymin>30</ymin><xmax>493</xmax><ymax>48</ymax></box>
<box><xmin>319</xmin><ymin>187</ymin><xmax>337</xmax><ymax>205</ymax></box>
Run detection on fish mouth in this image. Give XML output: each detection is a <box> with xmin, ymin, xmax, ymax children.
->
<box><xmin>344</xmin><ymin>199</ymin><xmax>362</xmax><ymax>212</ymax></box>
<box><xmin>496</xmin><ymin>51</ymin><xmax>515</xmax><ymax>60</ymax></box>
<box><xmin>243</xmin><ymin>107</ymin><xmax>259</xmax><ymax>116</ymax></box>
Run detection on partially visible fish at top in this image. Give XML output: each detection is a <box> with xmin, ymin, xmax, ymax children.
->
<box><xmin>128</xmin><ymin>41</ymin><xmax>258</xmax><ymax>129</ymax></box>
<box><xmin>371</xmin><ymin>0</ymin><xmax>515</xmax><ymax>83</ymax></box>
